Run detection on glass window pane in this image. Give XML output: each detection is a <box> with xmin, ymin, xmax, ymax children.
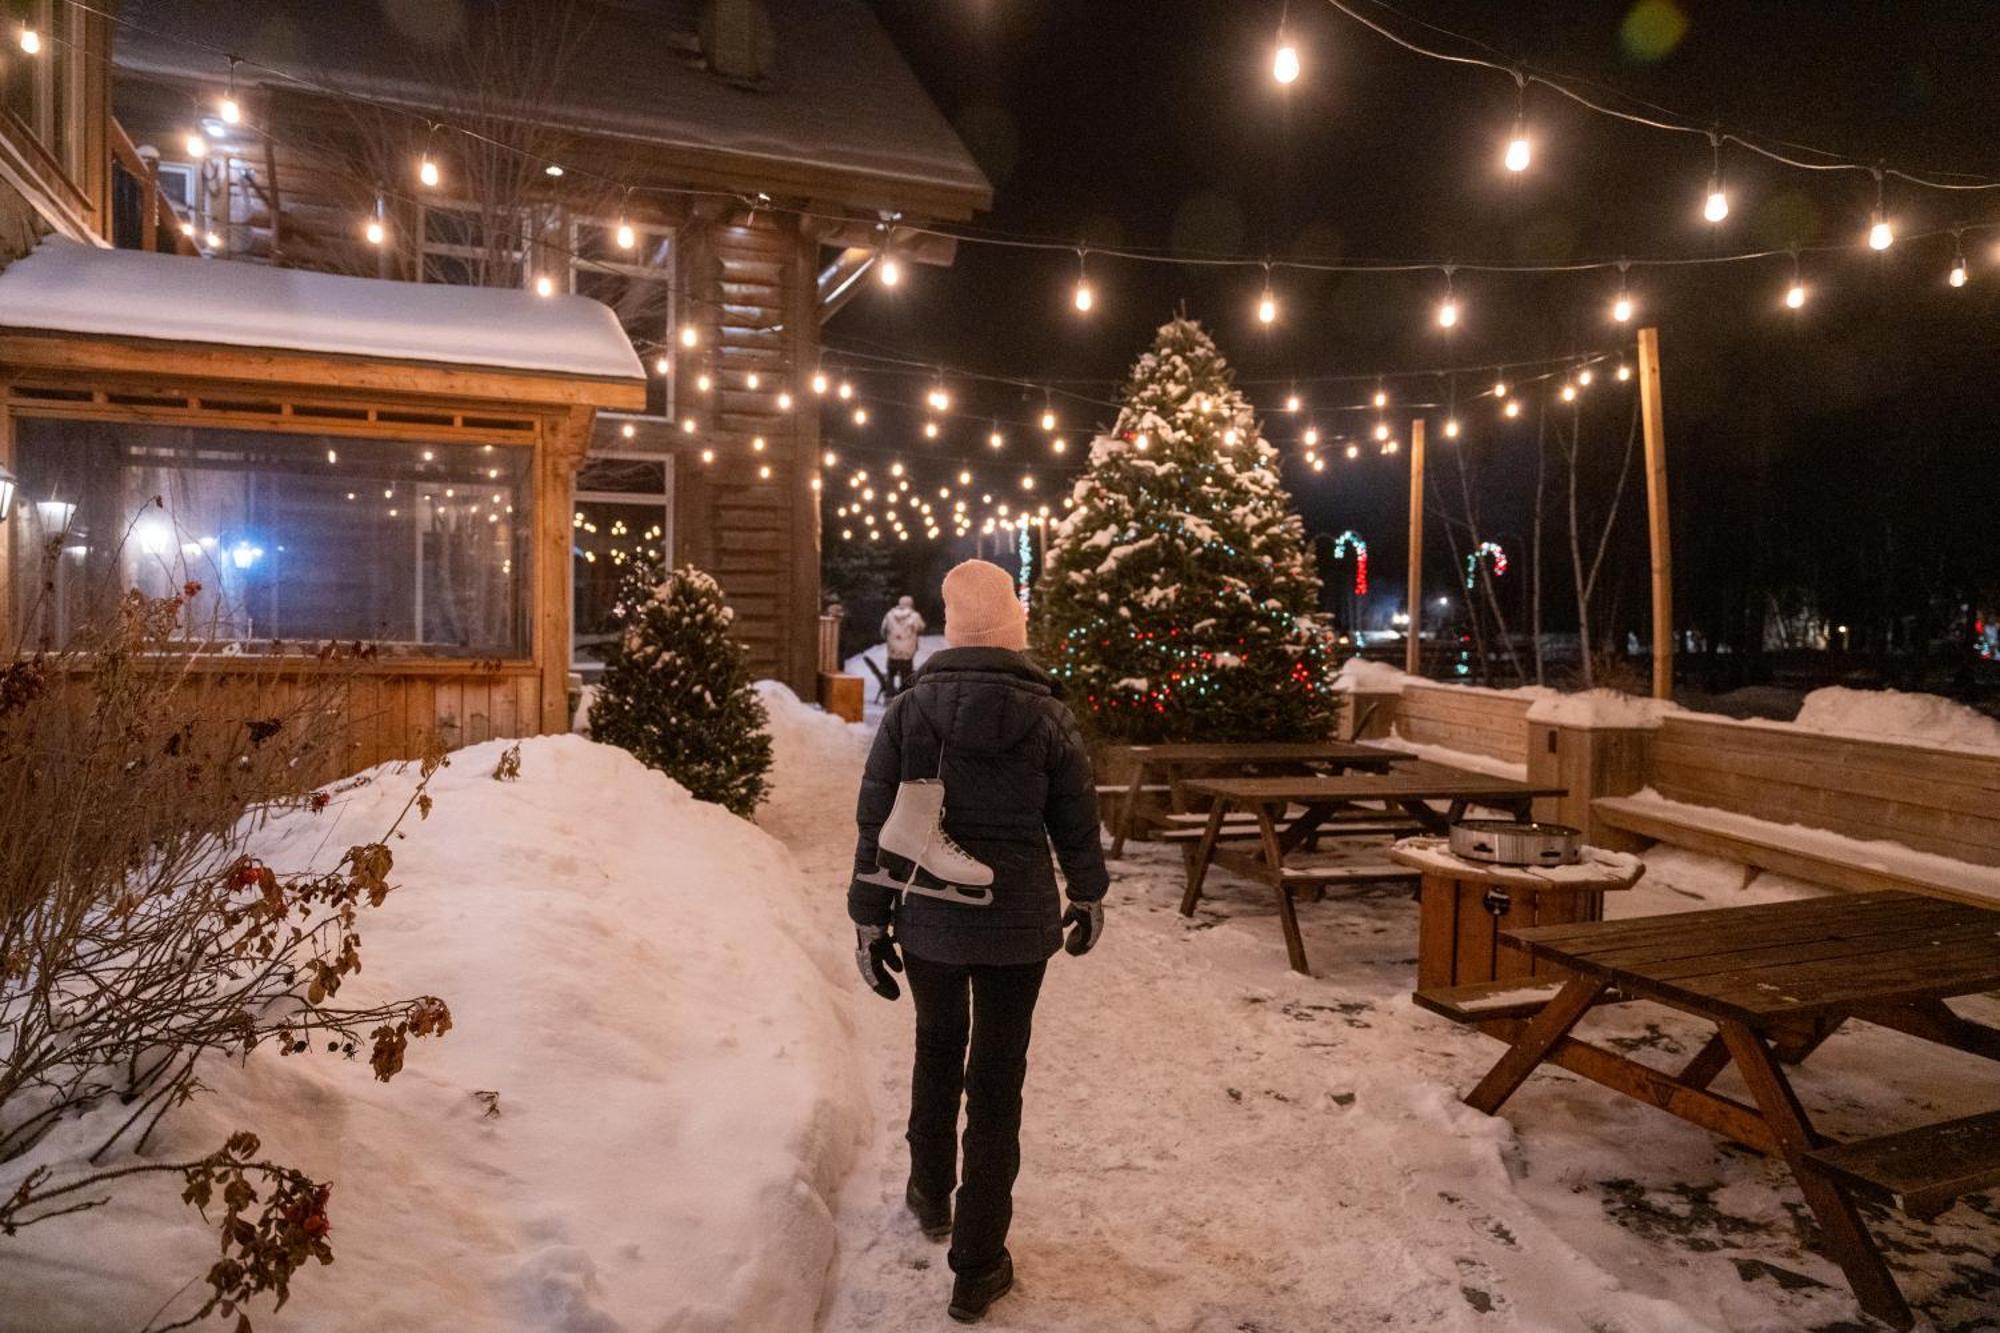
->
<box><xmin>571</xmin><ymin>498</ymin><xmax>669</xmax><ymax>670</ymax></box>
<box><xmin>576</xmin><ymin>456</ymin><xmax>666</xmax><ymax>495</ymax></box>
<box><xmin>9</xmin><ymin>418</ymin><xmax>534</xmax><ymax>658</ymax></box>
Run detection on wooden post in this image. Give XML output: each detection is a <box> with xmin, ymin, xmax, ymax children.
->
<box><xmin>1405</xmin><ymin>415</ymin><xmax>1426</xmax><ymax>676</ymax></box>
<box><xmin>1636</xmin><ymin>327</ymin><xmax>1673</xmax><ymax>700</ymax></box>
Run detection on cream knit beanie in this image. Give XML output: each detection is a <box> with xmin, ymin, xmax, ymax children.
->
<box><xmin>941</xmin><ymin>559</ymin><xmax>1028</xmax><ymax>651</ymax></box>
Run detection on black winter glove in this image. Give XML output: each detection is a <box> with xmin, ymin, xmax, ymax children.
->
<box><xmin>854</xmin><ymin>923</ymin><xmax>903</xmax><ymax>1000</ymax></box>
<box><xmin>1062</xmin><ymin>900</ymin><xmax>1104</xmax><ymax>956</ymax></box>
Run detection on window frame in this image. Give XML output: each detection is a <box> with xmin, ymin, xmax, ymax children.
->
<box><xmin>570</xmin><ymin>438</ymin><xmax>674</xmax><ymax>674</ymax></box>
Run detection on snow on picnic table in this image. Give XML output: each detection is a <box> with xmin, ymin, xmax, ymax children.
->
<box><xmin>759</xmin><ymin>690</ymin><xmax>2000</xmax><ymax>1332</ymax></box>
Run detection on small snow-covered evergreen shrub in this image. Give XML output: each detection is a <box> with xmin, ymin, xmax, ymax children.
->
<box><xmin>1035</xmin><ymin>316</ymin><xmax>1338</xmax><ymax>742</ymax></box>
<box><xmin>589</xmin><ymin>565</ymin><xmax>773</xmax><ymax>817</ymax></box>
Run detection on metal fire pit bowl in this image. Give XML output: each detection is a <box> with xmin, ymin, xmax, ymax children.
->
<box><xmin>1448</xmin><ymin>819</ymin><xmax>1582</xmax><ymax>867</ymax></box>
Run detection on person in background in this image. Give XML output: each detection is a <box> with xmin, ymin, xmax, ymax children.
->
<box><xmin>849</xmin><ymin>559</ymin><xmax>1108</xmax><ymax>1323</ymax></box>
<box><xmin>880</xmin><ymin>594</ymin><xmax>925</xmax><ymax>697</ymax></box>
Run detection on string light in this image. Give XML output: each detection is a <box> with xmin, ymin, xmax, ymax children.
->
<box><xmin>777</xmin><ymin>390</ymin><xmax>794</xmax><ymax>410</ymax></box>
<box><xmin>1073</xmin><ymin>249</ymin><xmax>1094</xmax><ymax>312</ymax></box>
<box><xmin>852</xmin><ymin>407</ymin><xmax>869</xmax><ymax>425</ymax></box>
<box><xmin>678</xmin><ymin>325</ymin><xmax>699</xmax><ymax>349</ymax></box>
<box><xmin>1257</xmin><ymin>268</ymin><xmax>1278</xmax><ymax>325</ymax></box>
<box><xmin>1373</xmin><ymin>386</ymin><xmax>1388</xmax><ymax>409</ymax></box>
<box><xmin>1444</xmin><ymin>417</ymin><xmax>1461</xmax><ymax>438</ymax></box>
<box><xmin>1560</xmin><ymin>383</ymin><xmax>1578</xmax><ymax>402</ymax></box>
<box><xmin>1948</xmin><ymin>232</ymin><xmax>1969</xmax><ymax>287</ymax></box>
<box><xmin>1701</xmin><ymin>134</ymin><xmax>1729</xmax><ymax>223</ymax></box>
<box><xmin>825</xmin><ymin>450</ymin><xmax>839</xmax><ymax>466</ymax></box>
<box><xmin>1373</xmin><ymin>422</ymin><xmax>1390</xmax><ymax>441</ymax></box>
<box><xmin>1273</xmin><ymin>31</ymin><xmax>1300</xmax><ymax>85</ymax></box>
<box><xmin>745</xmin><ymin>371</ymin><xmax>761</xmax><ymax>390</ymax></box>
<box><xmin>616</xmin><ymin>217</ymin><xmax>636</xmax><ymax>249</ymax></box>
<box><xmin>1284</xmin><ymin>392</ymin><xmax>1302</xmax><ymax>413</ymax></box>
<box><xmin>812</xmin><ymin>371</ymin><xmax>829</xmax><ymax>395</ymax></box>
<box><xmin>544</xmin><ymin>163</ymin><xmax>564</xmax><ymax>178</ymax></box>
<box><xmin>927</xmin><ymin>383</ymin><xmax>952</xmax><ymax>412</ymax></box>
<box><xmin>1303</xmin><ymin>426</ymin><xmax>1320</xmax><ymax>446</ymax></box>
<box><xmin>924</xmin><ymin>421</ymin><xmax>940</xmax><ymax>439</ymax></box>
<box><xmin>364</xmin><ymin>218</ymin><xmax>385</xmax><ymax>246</ymax></box>
<box><xmin>682</xmin><ymin>417</ymin><xmax>698</xmax><ymax>434</ymax></box>
<box><xmin>18</xmin><ymin>25</ymin><xmax>40</xmax><ymax>54</ymax></box>
<box><xmin>1868</xmin><ymin>211</ymin><xmax>1894</xmax><ymax>251</ymax></box>
<box><xmin>989</xmin><ymin>428</ymin><xmax>1005</xmax><ymax>449</ymax></box>
<box><xmin>837</xmin><ymin>380</ymin><xmax>854</xmax><ymax>401</ymax></box>
<box><xmin>1504</xmin><ymin>399</ymin><xmax>1522</xmax><ymax>418</ymax></box>
<box><xmin>878</xmin><ymin>252</ymin><xmax>902</xmax><ymax>286</ymax></box>
<box><xmin>700</xmin><ymin>448</ymin><xmax>715</xmax><ymax>464</ymax></box>
<box><xmin>1577</xmin><ymin>367</ymin><xmax>1594</xmax><ymax>386</ymax></box>
<box><xmin>1436</xmin><ymin>269</ymin><xmax>1460</xmax><ymax>329</ymax></box>
<box><xmin>1785</xmin><ymin>251</ymin><xmax>1809</xmax><ymax>309</ymax></box>
<box><xmin>653</xmin><ymin>355</ymin><xmax>670</xmax><ymax>375</ymax></box>
<box><xmin>619</xmin><ymin>423</ymin><xmax>636</xmax><ymax>439</ymax></box>
<box><xmin>1040</xmin><ymin>407</ymin><xmax>1058</xmax><ymax>432</ymax></box>
<box><xmin>695</xmin><ymin>372</ymin><xmax>712</xmax><ymax>392</ymax></box>
<box><xmin>1616</xmin><ymin>363</ymin><xmax>1633</xmax><ymax>382</ymax></box>
<box><xmin>185</xmin><ymin>133</ymin><xmax>208</xmax><ymax>159</ymax></box>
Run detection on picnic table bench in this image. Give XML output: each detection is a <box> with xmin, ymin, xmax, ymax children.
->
<box><xmin>1176</xmin><ymin>764</ymin><xmax>1567</xmax><ymax>975</ymax></box>
<box><xmin>1448</xmin><ymin>889</ymin><xmax>2000</xmax><ymax>1330</ymax></box>
<box><xmin>1102</xmin><ymin>740</ymin><xmax>1412</xmax><ymax>857</ymax></box>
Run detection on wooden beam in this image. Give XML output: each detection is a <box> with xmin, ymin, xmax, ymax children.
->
<box><xmin>1405</xmin><ymin>415</ymin><xmax>1426</xmax><ymax>676</ymax></box>
<box><xmin>1637</xmin><ymin>326</ymin><xmax>1673</xmax><ymax>700</ymax></box>
<box><xmin>0</xmin><ymin>333</ymin><xmax>648</xmax><ymax>412</ymax></box>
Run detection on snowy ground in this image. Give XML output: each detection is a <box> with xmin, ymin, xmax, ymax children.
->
<box><xmin>761</xmin><ymin>691</ymin><xmax>2000</xmax><ymax>1333</ymax></box>
<box><xmin>6</xmin><ymin>691</ymin><xmax>1997</xmax><ymax>1331</ymax></box>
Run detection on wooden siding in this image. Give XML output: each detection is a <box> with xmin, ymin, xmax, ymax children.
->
<box><xmin>1396</xmin><ymin>685</ymin><xmax>1534</xmax><ymax>765</ymax></box>
<box><xmin>669</xmin><ymin>209</ymin><xmax>820</xmax><ymax>692</ymax></box>
<box><xmin>1650</xmin><ymin>715</ymin><xmax>2000</xmax><ymax>868</ymax></box>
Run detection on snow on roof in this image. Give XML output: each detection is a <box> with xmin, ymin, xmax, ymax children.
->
<box><xmin>112</xmin><ymin>0</ymin><xmax>991</xmax><ymax>209</ymax></box>
<box><xmin>0</xmin><ymin>239</ymin><xmax>646</xmax><ymax>382</ymax></box>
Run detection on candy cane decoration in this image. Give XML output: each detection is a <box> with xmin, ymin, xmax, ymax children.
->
<box><xmin>1465</xmin><ymin>541</ymin><xmax>1509</xmax><ymax>589</ymax></box>
<box><xmin>1329</xmin><ymin>530</ymin><xmax>1369</xmax><ymax>596</ymax></box>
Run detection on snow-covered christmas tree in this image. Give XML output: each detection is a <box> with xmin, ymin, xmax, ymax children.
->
<box><xmin>1034</xmin><ymin>317</ymin><xmax>1338</xmax><ymax>742</ymax></box>
<box><xmin>589</xmin><ymin>565</ymin><xmax>773</xmax><ymax>817</ymax></box>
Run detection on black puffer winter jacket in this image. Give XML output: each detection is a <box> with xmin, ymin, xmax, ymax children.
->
<box><xmin>849</xmin><ymin>647</ymin><xmax>1109</xmax><ymax>966</ymax></box>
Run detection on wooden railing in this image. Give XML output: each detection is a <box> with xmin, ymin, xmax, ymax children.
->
<box><xmin>108</xmin><ymin>118</ymin><xmax>197</xmax><ymax>256</ymax></box>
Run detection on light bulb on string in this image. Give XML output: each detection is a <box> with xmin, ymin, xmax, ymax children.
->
<box><xmin>364</xmin><ymin>218</ymin><xmax>385</xmax><ymax>246</ymax></box>
<box><xmin>418</xmin><ymin>155</ymin><xmax>440</xmax><ymax>188</ymax></box>
<box><xmin>852</xmin><ymin>407</ymin><xmax>868</xmax><ymax>425</ymax></box>
<box><xmin>1492</xmin><ymin>374</ymin><xmax>1508</xmax><ymax>399</ymax></box>
<box><xmin>1616</xmin><ymin>363</ymin><xmax>1633</xmax><ymax>382</ymax></box>
<box><xmin>1345</xmin><ymin>443</ymin><xmax>1360</xmax><ymax>459</ymax></box>
<box><xmin>1866</xmin><ymin>172</ymin><xmax>1893</xmax><ymax>251</ymax></box>
<box><xmin>927</xmin><ymin>383</ymin><xmax>951</xmax><ymax>412</ymax></box>
<box><xmin>616</xmin><ymin>218</ymin><xmax>636</xmax><ymax>250</ymax></box>
<box><xmin>678</xmin><ymin>325</ymin><xmax>699</xmax><ymax>349</ymax></box>
<box><xmin>1560</xmin><ymin>383</ymin><xmax>1578</xmax><ymax>403</ymax></box>
<box><xmin>1444</xmin><ymin>417</ymin><xmax>1461</xmax><ymax>439</ymax></box>
<box><xmin>1284</xmin><ymin>392</ymin><xmax>1301</xmax><ymax>413</ymax></box>
<box><xmin>1272</xmin><ymin>31</ymin><xmax>1300</xmax><ymax>85</ymax></box>
<box><xmin>877</xmin><ymin>250</ymin><xmax>901</xmax><ymax>286</ymax></box>
<box><xmin>1948</xmin><ymin>233</ymin><xmax>1969</xmax><ymax>288</ymax></box>
<box><xmin>924</xmin><ymin>421</ymin><xmax>940</xmax><ymax>439</ymax></box>
<box><xmin>1435</xmin><ymin>268</ymin><xmax>1460</xmax><ymax>329</ymax></box>
<box><xmin>1040</xmin><ymin>406</ymin><xmax>1057</xmax><ymax>432</ymax></box>
<box><xmin>1373</xmin><ymin>422</ymin><xmax>1390</xmax><ymax>442</ymax></box>
<box><xmin>1577</xmin><ymin>367</ymin><xmax>1594</xmax><ymax>387</ymax></box>
<box><xmin>1703</xmin><ymin>181</ymin><xmax>1729</xmax><ymax>223</ymax></box>
<box><xmin>219</xmin><ymin>93</ymin><xmax>242</xmax><ymax>129</ymax></box>
<box><xmin>1784</xmin><ymin>251</ymin><xmax>1808</xmax><ymax>310</ymax></box>
<box><xmin>695</xmin><ymin>372</ymin><xmax>712</xmax><ymax>392</ymax></box>
<box><xmin>1303</xmin><ymin>426</ymin><xmax>1320</xmax><ymax>446</ymax></box>
<box><xmin>989</xmin><ymin>428</ymin><xmax>1004</xmax><ymax>449</ymax></box>
<box><xmin>836</xmin><ymin>380</ymin><xmax>854</xmax><ymax>401</ymax></box>
<box><xmin>1256</xmin><ymin>263</ymin><xmax>1277</xmax><ymax>325</ymax></box>
<box><xmin>1612</xmin><ymin>293</ymin><xmax>1633</xmax><ymax>323</ymax></box>
<box><xmin>185</xmin><ymin>132</ymin><xmax>208</xmax><ymax>159</ymax></box>
<box><xmin>18</xmin><ymin>25</ymin><xmax>40</xmax><ymax>54</ymax></box>
<box><xmin>1072</xmin><ymin>248</ymin><xmax>1094</xmax><ymax>313</ymax></box>
<box><xmin>1503</xmin><ymin>399</ymin><xmax>1522</xmax><ymax>419</ymax></box>
<box><xmin>812</xmin><ymin>372</ymin><xmax>829</xmax><ymax>395</ymax></box>
<box><xmin>1373</xmin><ymin>386</ymin><xmax>1388</xmax><ymax>410</ymax></box>
<box><xmin>745</xmin><ymin>371</ymin><xmax>760</xmax><ymax>390</ymax></box>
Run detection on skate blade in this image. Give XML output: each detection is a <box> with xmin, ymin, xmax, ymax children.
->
<box><xmin>854</xmin><ymin>869</ymin><xmax>993</xmax><ymax>908</ymax></box>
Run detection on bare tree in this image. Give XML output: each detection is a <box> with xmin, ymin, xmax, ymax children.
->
<box><xmin>1560</xmin><ymin>399</ymin><xmax>1642</xmax><ymax>688</ymax></box>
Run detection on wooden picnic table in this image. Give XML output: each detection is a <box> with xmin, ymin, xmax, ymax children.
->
<box><xmin>1104</xmin><ymin>740</ymin><xmax>1412</xmax><ymax>858</ymax></box>
<box><xmin>1177</xmin><ymin>763</ymin><xmax>1567</xmax><ymax>975</ymax></box>
<box><xmin>1456</xmin><ymin>889</ymin><xmax>2000</xmax><ymax>1330</ymax></box>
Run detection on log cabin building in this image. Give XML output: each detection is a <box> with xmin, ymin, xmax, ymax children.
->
<box><xmin>1</xmin><ymin>0</ymin><xmax>988</xmax><ymax>763</ymax></box>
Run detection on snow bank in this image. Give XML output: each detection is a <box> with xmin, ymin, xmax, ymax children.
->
<box><xmin>1791</xmin><ymin>685</ymin><xmax>2000</xmax><ymax>754</ymax></box>
<box><xmin>1</xmin><ymin>736</ymin><xmax>865</xmax><ymax>1331</ymax></box>
<box><xmin>1525</xmin><ymin>688</ymin><xmax>1675</xmax><ymax>730</ymax></box>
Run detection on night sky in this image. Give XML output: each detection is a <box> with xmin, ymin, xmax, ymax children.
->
<box><xmin>838</xmin><ymin>0</ymin><xmax>2000</xmax><ymax>667</ymax></box>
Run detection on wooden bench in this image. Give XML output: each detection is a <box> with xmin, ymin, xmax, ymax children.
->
<box><xmin>1594</xmin><ymin>795</ymin><xmax>2000</xmax><ymax>909</ymax></box>
<box><xmin>1414</xmin><ymin>976</ymin><xmax>1576</xmax><ymax>1025</ymax></box>
<box><xmin>1804</xmin><ymin>1110</ymin><xmax>2000</xmax><ymax>1222</ymax></box>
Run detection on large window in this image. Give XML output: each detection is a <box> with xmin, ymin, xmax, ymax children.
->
<box><xmin>10</xmin><ymin>417</ymin><xmax>534</xmax><ymax>657</ymax></box>
<box><xmin>572</xmin><ymin>447</ymin><xmax>672</xmax><ymax>673</ymax></box>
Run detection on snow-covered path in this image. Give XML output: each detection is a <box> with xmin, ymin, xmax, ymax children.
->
<box><xmin>758</xmin><ymin>690</ymin><xmax>2000</xmax><ymax>1333</ymax></box>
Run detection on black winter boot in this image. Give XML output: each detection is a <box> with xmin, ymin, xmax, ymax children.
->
<box><xmin>947</xmin><ymin>1252</ymin><xmax>1014</xmax><ymax>1323</ymax></box>
<box><xmin>905</xmin><ymin>1180</ymin><xmax>951</xmax><ymax>1240</ymax></box>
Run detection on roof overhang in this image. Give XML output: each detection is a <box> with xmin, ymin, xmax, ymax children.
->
<box><xmin>0</xmin><ymin>240</ymin><xmax>647</xmax><ymax>411</ymax></box>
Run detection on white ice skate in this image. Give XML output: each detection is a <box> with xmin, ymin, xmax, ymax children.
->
<box><xmin>856</xmin><ymin>779</ymin><xmax>996</xmax><ymax>908</ymax></box>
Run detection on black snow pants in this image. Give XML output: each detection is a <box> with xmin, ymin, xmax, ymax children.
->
<box><xmin>904</xmin><ymin>952</ymin><xmax>1048</xmax><ymax>1274</ymax></box>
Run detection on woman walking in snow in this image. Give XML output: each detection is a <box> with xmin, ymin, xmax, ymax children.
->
<box><xmin>879</xmin><ymin>594</ymin><xmax>926</xmax><ymax>697</ymax></box>
<box><xmin>848</xmin><ymin>558</ymin><xmax>1109</xmax><ymax>1323</ymax></box>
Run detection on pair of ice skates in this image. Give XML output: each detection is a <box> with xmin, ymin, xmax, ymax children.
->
<box><xmin>857</xmin><ymin>779</ymin><xmax>995</xmax><ymax>908</ymax></box>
